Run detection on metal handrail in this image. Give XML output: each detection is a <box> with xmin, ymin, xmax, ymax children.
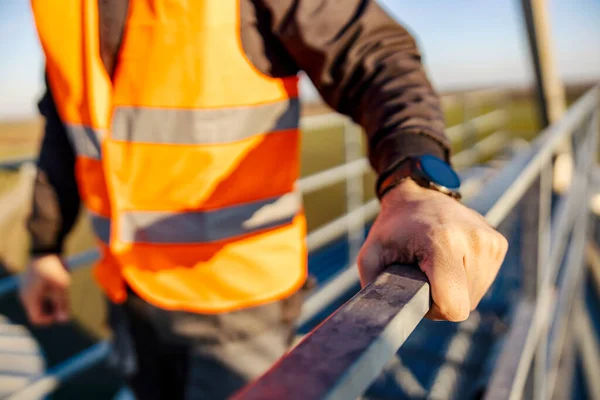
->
<box><xmin>231</xmin><ymin>86</ymin><xmax>599</xmax><ymax>400</ymax></box>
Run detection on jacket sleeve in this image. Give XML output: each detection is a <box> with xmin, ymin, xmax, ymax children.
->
<box><xmin>27</xmin><ymin>75</ymin><xmax>81</xmax><ymax>256</ymax></box>
<box><xmin>257</xmin><ymin>0</ymin><xmax>451</xmax><ymax>175</ymax></box>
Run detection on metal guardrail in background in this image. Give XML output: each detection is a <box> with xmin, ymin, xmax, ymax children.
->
<box><xmin>0</xmin><ymin>156</ymin><xmax>37</xmax><ymax>171</ymax></box>
<box><xmin>0</xmin><ymin>88</ymin><xmax>516</xmax><ymax>399</ymax></box>
<box><xmin>232</xmin><ymin>85</ymin><xmax>600</xmax><ymax>400</ymax></box>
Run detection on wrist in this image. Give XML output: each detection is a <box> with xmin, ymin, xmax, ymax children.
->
<box><xmin>380</xmin><ymin>177</ymin><xmax>437</xmax><ymax>203</ymax></box>
<box><xmin>376</xmin><ymin>155</ymin><xmax>461</xmax><ymax>201</ymax></box>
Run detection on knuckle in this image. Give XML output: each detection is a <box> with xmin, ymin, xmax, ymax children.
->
<box><xmin>491</xmin><ymin>232</ymin><xmax>509</xmax><ymax>258</ymax></box>
<box><xmin>469</xmin><ymin>228</ymin><xmax>484</xmax><ymax>254</ymax></box>
<box><xmin>499</xmin><ymin>234</ymin><xmax>509</xmax><ymax>252</ymax></box>
<box><xmin>356</xmin><ymin>248</ymin><xmax>373</xmax><ymax>270</ymax></box>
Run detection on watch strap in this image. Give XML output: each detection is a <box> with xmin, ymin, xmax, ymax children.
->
<box><xmin>376</xmin><ymin>156</ymin><xmax>462</xmax><ymax>200</ymax></box>
<box><xmin>376</xmin><ymin>157</ymin><xmax>415</xmax><ymax>199</ymax></box>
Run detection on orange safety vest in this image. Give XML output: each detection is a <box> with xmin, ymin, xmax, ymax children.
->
<box><xmin>31</xmin><ymin>0</ymin><xmax>308</xmax><ymax>313</ymax></box>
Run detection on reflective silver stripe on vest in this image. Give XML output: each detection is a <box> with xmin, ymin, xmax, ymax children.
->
<box><xmin>111</xmin><ymin>98</ymin><xmax>300</xmax><ymax>144</ymax></box>
<box><xmin>119</xmin><ymin>191</ymin><xmax>301</xmax><ymax>244</ymax></box>
<box><xmin>65</xmin><ymin>125</ymin><xmax>104</xmax><ymax>160</ymax></box>
<box><xmin>89</xmin><ymin>212</ymin><xmax>111</xmax><ymax>244</ymax></box>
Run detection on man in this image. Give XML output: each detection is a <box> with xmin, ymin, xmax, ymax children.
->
<box><xmin>20</xmin><ymin>0</ymin><xmax>508</xmax><ymax>398</ymax></box>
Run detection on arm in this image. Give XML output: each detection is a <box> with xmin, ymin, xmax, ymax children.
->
<box><xmin>257</xmin><ymin>0</ymin><xmax>508</xmax><ymax>322</ymax></box>
<box><xmin>27</xmin><ymin>75</ymin><xmax>81</xmax><ymax>256</ymax></box>
<box><xmin>257</xmin><ymin>0</ymin><xmax>450</xmax><ymax>175</ymax></box>
<box><xmin>20</xmin><ymin>74</ymin><xmax>78</xmax><ymax>325</ymax></box>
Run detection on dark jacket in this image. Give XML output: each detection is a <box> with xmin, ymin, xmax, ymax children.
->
<box><xmin>28</xmin><ymin>0</ymin><xmax>450</xmax><ymax>255</ymax></box>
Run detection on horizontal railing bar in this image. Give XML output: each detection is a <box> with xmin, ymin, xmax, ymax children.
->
<box><xmin>300</xmin><ymin>113</ymin><xmax>349</xmax><ymax>132</ymax></box>
<box><xmin>0</xmin><ymin>156</ymin><xmax>36</xmax><ymax>171</ymax></box>
<box><xmin>306</xmin><ymin>200</ymin><xmax>379</xmax><ymax>253</ymax></box>
<box><xmin>442</xmin><ymin>89</ymin><xmax>508</xmax><ymax>109</ymax></box>
<box><xmin>297</xmin><ymin>130</ymin><xmax>506</xmax><ymax>197</ymax></box>
<box><xmin>300</xmin><ymin>87</ymin><xmax>508</xmax><ymax>133</ymax></box>
<box><xmin>232</xmin><ymin>264</ymin><xmax>430</xmax><ymax>400</ymax></box>
<box><xmin>446</xmin><ymin>110</ymin><xmax>509</xmax><ymax>143</ymax></box>
<box><xmin>451</xmin><ymin>131</ymin><xmax>510</xmax><ymax>169</ymax></box>
<box><xmin>5</xmin><ymin>340</ymin><xmax>111</xmax><ymax>400</ymax></box>
<box><xmin>297</xmin><ymin>158</ymin><xmax>370</xmax><ymax>194</ymax></box>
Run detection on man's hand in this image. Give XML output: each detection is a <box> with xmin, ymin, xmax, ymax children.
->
<box><xmin>357</xmin><ymin>179</ymin><xmax>508</xmax><ymax>322</ymax></box>
<box><xmin>19</xmin><ymin>254</ymin><xmax>71</xmax><ymax>325</ymax></box>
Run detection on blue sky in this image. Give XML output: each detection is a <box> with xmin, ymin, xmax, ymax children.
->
<box><xmin>1</xmin><ymin>0</ymin><xmax>599</xmax><ymax>120</ymax></box>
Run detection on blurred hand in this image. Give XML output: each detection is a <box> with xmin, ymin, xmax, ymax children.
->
<box><xmin>357</xmin><ymin>179</ymin><xmax>508</xmax><ymax>321</ymax></box>
<box><xmin>19</xmin><ymin>254</ymin><xmax>71</xmax><ymax>325</ymax></box>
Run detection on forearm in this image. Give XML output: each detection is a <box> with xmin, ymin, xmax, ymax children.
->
<box><xmin>27</xmin><ymin>81</ymin><xmax>81</xmax><ymax>256</ymax></box>
<box><xmin>259</xmin><ymin>0</ymin><xmax>450</xmax><ymax>174</ymax></box>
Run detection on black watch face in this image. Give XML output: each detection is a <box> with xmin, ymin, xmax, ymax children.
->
<box><xmin>419</xmin><ymin>155</ymin><xmax>461</xmax><ymax>190</ymax></box>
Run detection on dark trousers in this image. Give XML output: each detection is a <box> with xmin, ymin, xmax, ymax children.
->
<box><xmin>107</xmin><ymin>286</ymin><xmax>306</xmax><ymax>400</ymax></box>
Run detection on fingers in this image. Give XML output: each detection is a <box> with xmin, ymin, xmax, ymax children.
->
<box><xmin>19</xmin><ymin>270</ymin><xmax>71</xmax><ymax>326</ymax></box>
<box><xmin>419</xmin><ymin>241</ymin><xmax>471</xmax><ymax>322</ymax></box>
<box><xmin>20</xmin><ymin>286</ymin><xmax>53</xmax><ymax>326</ymax></box>
<box><xmin>357</xmin><ymin>239</ymin><xmax>384</xmax><ymax>287</ymax></box>
<box><xmin>21</xmin><ymin>291</ymin><xmax>70</xmax><ymax>326</ymax></box>
<box><xmin>49</xmin><ymin>287</ymin><xmax>70</xmax><ymax>323</ymax></box>
<box><xmin>462</xmin><ymin>224</ymin><xmax>507</xmax><ymax>308</ymax></box>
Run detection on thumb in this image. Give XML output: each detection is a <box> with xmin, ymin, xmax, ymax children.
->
<box><xmin>419</xmin><ymin>249</ymin><xmax>470</xmax><ymax>322</ymax></box>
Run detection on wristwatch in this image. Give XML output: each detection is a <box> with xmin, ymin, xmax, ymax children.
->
<box><xmin>376</xmin><ymin>155</ymin><xmax>462</xmax><ymax>200</ymax></box>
